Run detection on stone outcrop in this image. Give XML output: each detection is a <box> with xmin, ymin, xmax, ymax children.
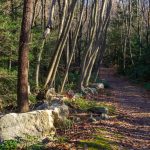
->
<box><xmin>0</xmin><ymin>102</ymin><xmax>69</xmax><ymax>142</ymax></box>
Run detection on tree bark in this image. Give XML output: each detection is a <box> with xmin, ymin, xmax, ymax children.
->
<box><xmin>79</xmin><ymin>0</ymin><xmax>99</xmax><ymax>89</ymax></box>
<box><xmin>35</xmin><ymin>0</ymin><xmax>56</xmax><ymax>90</ymax></box>
<box><xmin>17</xmin><ymin>0</ymin><xmax>33</xmax><ymax>113</ymax></box>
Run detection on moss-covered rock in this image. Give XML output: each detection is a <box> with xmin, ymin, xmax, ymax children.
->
<box><xmin>88</xmin><ymin>106</ymin><xmax>108</xmax><ymax>114</ymax></box>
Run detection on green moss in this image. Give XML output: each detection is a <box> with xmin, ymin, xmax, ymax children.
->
<box><xmin>79</xmin><ymin>135</ymin><xmax>113</xmax><ymax>150</ymax></box>
<box><xmin>65</xmin><ymin>98</ymin><xmax>96</xmax><ymax>111</ymax></box>
<box><xmin>65</xmin><ymin>98</ymin><xmax>116</xmax><ymax>115</ymax></box>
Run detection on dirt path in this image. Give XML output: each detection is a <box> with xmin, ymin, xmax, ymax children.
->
<box><xmin>56</xmin><ymin>68</ymin><xmax>150</xmax><ymax>150</ymax></box>
<box><xmin>99</xmin><ymin>68</ymin><xmax>150</xmax><ymax>150</ymax></box>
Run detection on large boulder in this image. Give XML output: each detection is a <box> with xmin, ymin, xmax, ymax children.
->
<box><xmin>0</xmin><ymin>110</ymin><xmax>55</xmax><ymax>142</ymax></box>
<box><xmin>0</xmin><ymin>102</ymin><xmax>69</xmax><ymax>142</ymax></box>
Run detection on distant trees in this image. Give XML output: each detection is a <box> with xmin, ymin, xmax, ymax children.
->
<box><xmin>79</xmin><ymin>0</ymin><xmax>112</xmax><ymax>89</ymax></box>
<box><xmin>105</xmin><ymin>0</ymin><xmax>150</xmax><ymax>81</ymax></box>
<box><xmin>17</xmin><ymin>0</ymin><xmax>33</xmax><ymax>112</ymax></box>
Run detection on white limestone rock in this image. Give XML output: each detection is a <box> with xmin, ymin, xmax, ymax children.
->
<box><xmin>0</xmin><ymin>110</ymin><xmax>55</xmax><ymax>142</ymax></box>
<box><xmin>0</xmin><ymin>102</ymin><xmax>69</xmax><ymax>142</ymax></box>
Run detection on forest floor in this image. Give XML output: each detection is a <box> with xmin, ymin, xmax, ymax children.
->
<box><xmin>1</xmin><ymin>68</ymin><xmax>149</xmax><ymax>150</ymax></box>
<box><xmin>96</xmin><ymin>68</ymin><xmax>150</xmax><ymax>150</ymax></box>
<box><xmin>54</xmin><ymin>68</ymin><xmax>150</xmax><ymax>150</ymax></box>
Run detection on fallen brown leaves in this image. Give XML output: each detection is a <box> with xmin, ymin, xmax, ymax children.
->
<box><xmin>46</xmin><ymin>68</ymin><xmax>150</xmax><ymax>150</ymax></box>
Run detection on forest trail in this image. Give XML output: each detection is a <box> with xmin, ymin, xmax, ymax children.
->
<box><xmin>98</xmin><ymin>68</ymin><xmax>150</xmax><ymax>150</ymax></box>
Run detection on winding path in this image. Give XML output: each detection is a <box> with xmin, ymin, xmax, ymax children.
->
<box><xmin>99</xmin><ymin>68</ymin><xmax>150</xmax><ymax>150</ymax></box>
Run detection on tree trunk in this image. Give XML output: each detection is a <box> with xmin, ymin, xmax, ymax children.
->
<box><xmin>79</xmin><ymin>0</ymin><xmax>99</xmax><ymax>89</ymax></box>
<box><xmin>35</xmin><ymin>0</ymin><xmax>56</xmax><ymax>90</ymax></box>
<box><xmin>60</xmin><ymin>0</ymin><xmax>84</xmax><ymax>92</ymax></box>
<box><xmin>44</xmin><ymin>0</ymin><xmax>77</xmax><ymax>88</ymax></box>
<box><xmin>17</xmin><ymin>0</ymin><xmax>33</xmax><ymax>113</ymax></box>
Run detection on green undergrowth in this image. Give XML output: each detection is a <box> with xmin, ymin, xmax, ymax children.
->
<box><xmin>0</xmin><ymin>68</ymin><xmax>17</xmax><ymax>109</ymax></box>
<box><xmin>0</xmin><ymin>134</ymin><xmax>46</xmax><ymax>150</ymax></box>
<box><xmin>65</xmin><ymin>98</ymin><xmax>116</xmax><ymax>115</ymax></box>
<box><xmin>0</xmin><ymin>68</ymin><xmax>37</xmax><ymax>111</ymax></box>
<box><xmin>0</xmin><ymin>135</ymin><xmax>69</xmax><ymax>150</ymax></box>
<box><xmin>79</xmin><ymin>135</ymin><xmax>113</xmax><ymax>150</ymax></box>
<box><xmin>19</xmin><ymin>134</ymin><xmax>44</xmax><ymax>150</ymax></box>
<box><xmin>0</xmin><ymin>139</ymin><xmax>44</xmax><ymax>150</ymax></box>
<box><xmin>0</xmin><ymin>140</ymin><xmax>18</xmax><ymax>150</ymax></box>
<box><xmin>0</xmin><ymin>68</ymin><xmax>17</xmax><ymax>94</ymax></box>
